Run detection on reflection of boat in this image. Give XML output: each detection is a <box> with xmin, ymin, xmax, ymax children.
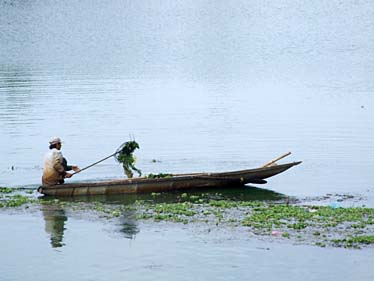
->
<box><xmin>38</xmin><ymin>161</ymin><xmax>301</xmax><ymax>197</ymax></box>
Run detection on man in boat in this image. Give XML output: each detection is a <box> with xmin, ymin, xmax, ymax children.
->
<box><xmin>42</xmin><ymin>137</ymin><xmax>80</xmax><ymax>186</ymax></box>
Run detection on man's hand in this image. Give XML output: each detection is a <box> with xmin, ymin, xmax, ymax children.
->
<box><xmin>72</xmin><ymin>166</ymin><xmax>81</xmax><ymax>173</ymax></box>
<box><xmin>65</xmin><ymin>172</ymin><xmax>73</xmax><ymax>178</ymax></box>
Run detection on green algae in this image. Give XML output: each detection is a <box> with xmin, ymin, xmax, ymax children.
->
<box><xmin>0</xmin><ymin>187</ymin><xmax>13</xmax><ymax>194</ymax></box>
<box><xmin>332</xmin><ymin>235</ymin><xmax>374</xmax><ymax>248</ymax></box>
<box><xmin>148</xmin><ymin>202</ymin><xmax>196</xmax><ymax>223</ymax></box>
<box><xmin>0</xmin><ymin>194</ymin><xmax>35</xmax><ymax>208</ymax></box>
<box><xmin>135</xmin><ymin>202</ymin><xmax>192</xmax><ymax>224</ymax></box>
<box><xmin>315</xmin><ymin>242</ymin><xmax>326</xmax><ymax>247</ymax></box>
<box><xmin>151</xmin><ymin>192</ymin><xmax>161</xmax><ymax>197</ymax></box>
<box><xmin>1</xmin><ymin>192</ymin><xmax>374</xmax><ymax>249</ymax></box>
<box><xmin>347</xmin><ymin>235</ymin><xmax>374</xmax><ymax>244</ymax></box>
<box><xmin>241</xmin><ymin>203</ymin><xmax>374</xmax><ymax>231</ymax></box>
<box><xmin>132</xmin><ymin>199</ymin><xmax>374</xmax><ymax>248</ymax></box>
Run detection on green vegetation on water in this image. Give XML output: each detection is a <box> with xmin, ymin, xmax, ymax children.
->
<box><xmin>332</xmin><ymin>235</ymin><xmax>374</xmax><ymax>247</ymax></box>
<box><xmin>1</xmin><ymin>191</ymin><xmax>374</xmax><ymax>249</ymax></box>
<box><xmin>0</xmin><ymin>194</ymin><xmax>35</xmax><ymax>208</ymax></box>
<box><xmin>0</xmin><ymin>187</ymin><xmax>13</xmax><ymax>194</ymax></box>
<box><xmin>133</xmin><ymin>199</ymin><xmax>374</xmax><ymax>248</ymax></box>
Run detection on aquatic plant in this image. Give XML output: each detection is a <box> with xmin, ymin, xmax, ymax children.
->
<box><xmin>115</xmin><ymin>141</ymin><xmax>141</xmax><ymax>178</ymax></box>
<box><xmin>151</xmin><ymin>192</ymin><xmax>161</xmax><ymax>196</ymax></box>
<box><xmin>0</xmin><ymin>187</ymin><xmax>13</xmax><ymax>194</ymax></box>
<box><xmin>0</xmin><ymin>194</ymin><xmax>35</xmax><ymax>208</ymax></box>
<box><xmin>154</xmin><ymin>202</ymin><xmax>195</xmax><ymax>217</ymax></box>
<box><xmin>347</xmin><ymin>235</ymin><xmax>374</xmax><ymax>245</ymax></box>
<box><xmin>332</xmin><ymin>235</ymin><xmax>374</xmax><ymax>248</ymax></box>
<box><xmin>1</xmin><ymin>191</ymin><xmax>374</xmax><ymax>249</ymax></box>
<box><xmin>315</xmin><ymin>242</ymin><xmax>326</xmax><ymax>247</ymax></box>
<box><xmin>146</xmin><ymin>173</ymin><xmax>173</xmax><ymax>179</ymax></box>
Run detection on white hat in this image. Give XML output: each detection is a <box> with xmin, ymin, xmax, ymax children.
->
<box><xmin>49</xmin><ymin>137</ymin><xmax>62</xmax><ymax>145</ymax></box>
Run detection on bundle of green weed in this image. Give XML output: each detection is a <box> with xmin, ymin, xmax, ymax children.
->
<box><xmin>116</xmin><ymin>141</ymin><xmax>139</xmax><ymax>165</ymax></box>
<box><xmin>116</xmin><ymin>141</ymin><xmax>141</xmax><ymax>178</ymax></box>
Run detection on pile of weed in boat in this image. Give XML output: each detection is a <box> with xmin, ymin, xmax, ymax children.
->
<box><xmin>146</xmin><ymin>173</ymin><xmax>173</xmax><ymax>179</ymax></box>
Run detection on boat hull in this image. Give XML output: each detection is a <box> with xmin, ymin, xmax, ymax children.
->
<box><xmin>38</xmin><ymin>162</ymin><xmax>301</xmax><ymax>196</ymax></box>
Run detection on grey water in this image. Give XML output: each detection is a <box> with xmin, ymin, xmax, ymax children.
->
<box><xmin>1</xmin><ymin>210</ymin><xmax>373</xmax><ymax>281</ymax></box>
<box><xmin>1</xmin><ymin>0</ymin><xmax>374</xmax><ymax>280</ymax></box>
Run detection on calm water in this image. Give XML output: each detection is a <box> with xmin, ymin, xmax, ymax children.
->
<box><xmin>1</xmin><ymin>0</ymin><xmax>374</xmax><ymax>280</ymax></box>
<box><xmin>1</xmin><ymin>210</ymin><xmax>373</xmax><ymax>281</ymax></box>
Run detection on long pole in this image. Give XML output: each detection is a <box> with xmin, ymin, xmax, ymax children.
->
<box><xmin>72</xmin><ymin>152</ymin><xmax>118</xmax><ymax>175</ymax></box>
<box><xmin>261</xmin><ymin>152</ymin><xmax>291</xmax><ymax>168</ymax></box>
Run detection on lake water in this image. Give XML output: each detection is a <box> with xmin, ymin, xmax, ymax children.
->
<box><xmin>1</xmin><ymin>0</ymin><xmax>374</xmax><ymax>280</ymax></box>
<box><xmin>1</xmin><ymin>210</ymin><xmax>373</xmax><ymax>281</ymax></box>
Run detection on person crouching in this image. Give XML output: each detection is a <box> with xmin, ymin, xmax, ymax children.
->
<box><xmin>42</xmin><ymin>137</ymin><xmax>80</xmax><ymax>186</ymax></box>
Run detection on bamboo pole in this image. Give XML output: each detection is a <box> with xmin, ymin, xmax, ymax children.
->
<box><xmin>261</xmin><ymin>152</ymin><xmax>291</xmax><ymax>168</ymax></box>
<box><xmin>71</xmin><ymin>152</ymin><xmax>118</xmax><ymax>175</ymax></box>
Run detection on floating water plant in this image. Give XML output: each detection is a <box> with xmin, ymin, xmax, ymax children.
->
<box><xmin>0</xmin><ymin>187</ymin><xmax>13</xmax><ymax>194</ymax></box>
<box><xmin>1</xmin><ymin>190</ymin><xmax>374</xmax><ymax>249</ymax></box>
<box><xmin>130</xmin><ymin>199</ymin><xmax>374</xmax><ymax>248</ymax></box>
<box><xmin>0</xmin><ymin>194</ymin><xmax>35</xmax><ymax>208</ymax></box>
<box><xmin>347</xmin><ymin>235</ymin><xmax>374</xmax><ymax>245</ymax></box>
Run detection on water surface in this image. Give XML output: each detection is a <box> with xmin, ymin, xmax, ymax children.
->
<box><xmin>1</xmin><ymin>210</ymin><xmax>373</xmax><ymax>281</ymax></box>
<box><xmin>1</xmin><ymin>1</ymin><xmax>374</xmax><ymax>202</ymax></box>
<box><xmin>1</xmin><ymin>1</ymin><xmax>374</xmax><ymax>280</ymax></box>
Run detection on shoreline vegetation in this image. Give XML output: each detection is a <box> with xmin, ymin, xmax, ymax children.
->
<box><xmin>1</xmin><ymin>187</ymin><xmax>374</xmax><ymax>249</ymax></box>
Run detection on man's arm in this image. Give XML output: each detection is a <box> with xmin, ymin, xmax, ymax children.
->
<box><xmin>62</xmin><ymin>157</ymin><xmax>80</xmax><ymax>173</ymax></box>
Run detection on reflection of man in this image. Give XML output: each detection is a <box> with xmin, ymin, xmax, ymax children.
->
<box><xmin>119</xmin><ymin>208</ymin><xmax>139</xmax><ymax>239</ymax></box>
<box><xmin>42</xmin><ymin>204</ymin><xmax>67</xmax><ymax>248</ymax></box>
<box><xmin>42</xmin><ymin>137</ymin><xmax>80</xmax><ymax>186</ymax></box>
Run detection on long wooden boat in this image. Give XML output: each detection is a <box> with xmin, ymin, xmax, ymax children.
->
<box><xmin>37</xmin><ymin>161</ymin><xmax>301</xmax><ymax>196</ymax></box>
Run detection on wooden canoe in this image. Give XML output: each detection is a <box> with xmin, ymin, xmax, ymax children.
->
<box><xmin>37</xmin><ymin>161</ymin><xmax>302</xmax><ymax>196</ymax></box>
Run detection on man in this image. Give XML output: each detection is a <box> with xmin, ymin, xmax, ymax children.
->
<box><xmin>42</xmin><ymin>137</ymin><xmax>80</xmax><ymax>186</ymax></box>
